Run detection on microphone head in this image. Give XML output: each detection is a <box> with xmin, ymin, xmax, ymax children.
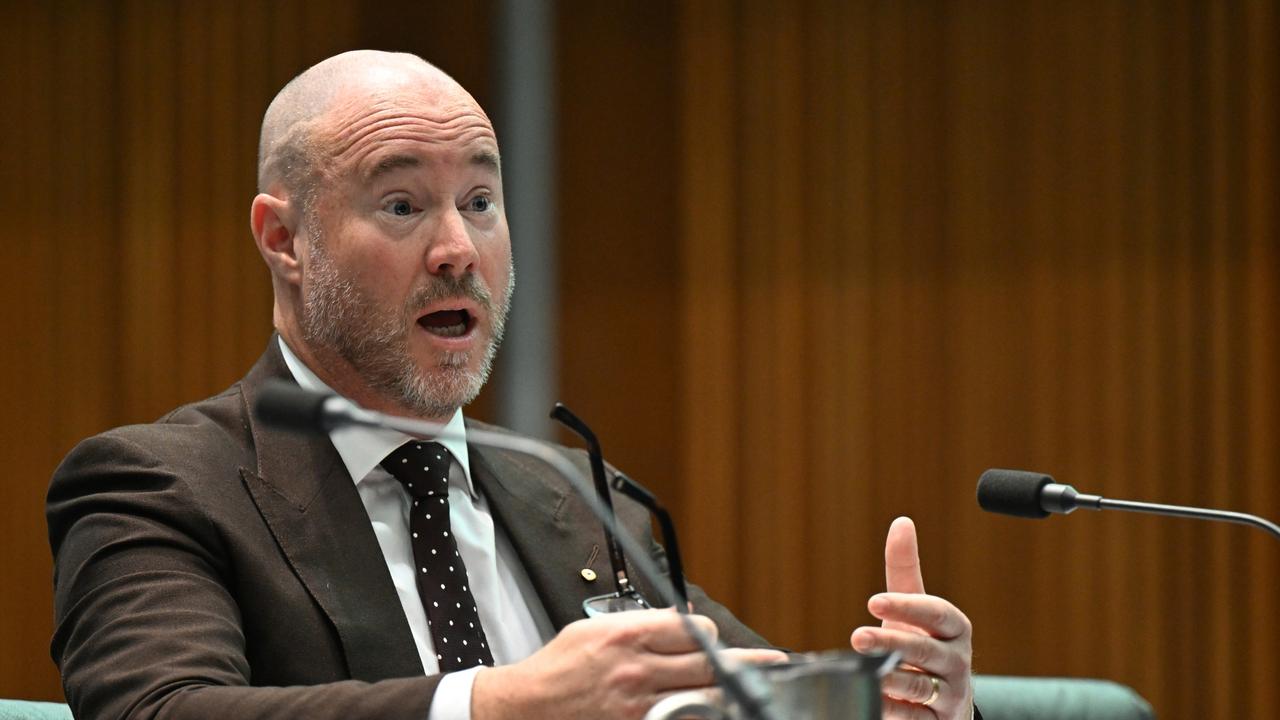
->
<box><xmin>254</xmin><ymin>379</ymin><xmax>333</xmax><ymax>434</ymax></box>
<box><xmin>977</xmin><ymin>468</ymin><xmax>1056</xmax><ymax>519</ymax></box>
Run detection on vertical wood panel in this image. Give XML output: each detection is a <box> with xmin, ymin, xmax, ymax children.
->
<box><xmin>677</xmin><ymin>0</ymin><xmax>743</xmax><ymax>610</ymax></box>
<box><xmin>802</xmin><ymin>0</ymin><xmax>881</xmax><ymax>652</ymax></box>
<box><xmin>4</xmin><ymin>1</ymin><xmax>59</xmax><ymax>700</ymax></box>
<box><xmin>555</xmin><ymin>0</ymin><xmax>682</xmax><ymax>514</ymax></box>
<box><xmin>1242</xmin><ymin>1</ymin><xmax>1279</xmax><ymax>712</ymax></box>
<box><xmin>177</xmin><ymin>0</ymin><xmax>213</xmax><ymax>397</ymax></box>
<box><xmin>1203</xmin><ymin>3</ymin><xmax>1235</xmax><ymax>713</ymax></box>
<box><xmin>1164</xmin><ymin>2</ymin><xmax>1204</xmax><ymax>713</ymax></box>
<box><xmin>736</xmin><ymin>0</ymin><xmax>809</xmax><ymax>646</ymax></box>
<box><xmin>1124</xmin><ymin>0</ymin><xmax>1166</xmax><ymax>702</ymax></box>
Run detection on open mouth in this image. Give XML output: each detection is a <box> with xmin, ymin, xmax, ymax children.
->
<box><xmin>417</xmin><ymin>308</ymin><xmax>474</xmax><ymax>338</ymax></box>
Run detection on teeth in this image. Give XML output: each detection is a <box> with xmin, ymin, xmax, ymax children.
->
<box><xmin>425</xmin><ymin>323</ymin><xmax>467</xmax><ymax>338</ymax></box>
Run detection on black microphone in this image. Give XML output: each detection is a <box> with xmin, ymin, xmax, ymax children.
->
<box><xmin>253</xmin><ymin>379</ymin><xmax>779</xmax><ymax>720</ymax></box>
<box><xmin>253</xmin><ymin>380</ymin><xmax>338</xmax><ymax>432</ymax></box>
<box><xmin>977</xmin><ymin>468</ymin><xmax>1280</xmax><ymax>540</ymax></box>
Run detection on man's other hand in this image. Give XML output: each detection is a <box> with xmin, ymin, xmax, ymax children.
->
<box><xmin>472</xmin><ymin>609</ymin><xmax>786</xmax><ymax>720</ymax></box>
<box><xmin>850</xmin><ymin>517</ymin><xmax>975</xmax><ymax>720</ymax></box>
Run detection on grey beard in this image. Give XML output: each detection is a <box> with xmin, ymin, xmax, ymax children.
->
<box><xmin>300</xmin><ymin>234</ymin><xmax>513</xmax><ymax>419</ymax></box>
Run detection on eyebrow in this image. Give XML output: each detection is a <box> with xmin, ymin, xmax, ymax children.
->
<box><xmin>363</xmin><ymin>149</ymin><xmax>502</xmax><ymax>183</ymax></box>
<box><xmin>365</xmin><ymin>154</ymin><xmax>421</xmax><ymax>183</ymax></box>
<box><xmin>471</xmin><ymin>149</ymin><xmax>501</xmax><ymax>174</ymax></box>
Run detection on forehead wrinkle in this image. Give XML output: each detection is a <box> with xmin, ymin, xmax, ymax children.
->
<box><xmin>340</xmin><ymin>129</ymin><xmax>497</xmax><ymax>182</ymax></box>
<box><xmin>336</xmin><ymin>113</ymin><xmax>494</xmax><ymax>154</ymax></box>
<box><xmin>326</xmin><ymin>93</ymin><xmax>492</xmax><ymax>145</ymax></box>
<box><xmin>329</xmin><ymin>109</ymin><xmax>496</xmax><ymax>176</ymax></box>
<box><xmin>342</xmin><ymin>125</ymin><xmax>498</xmax><ymax>180</ymax></box>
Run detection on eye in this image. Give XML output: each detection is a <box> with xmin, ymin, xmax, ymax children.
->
<box><xmin>465</xmin><ymin>195</ymin><xmax>493</xmax><ymax>213</ymax></box>
<box><xmin>385</xmin><ymin>199</ymin><xmax>415</xmax><ymax>217</ymax></box>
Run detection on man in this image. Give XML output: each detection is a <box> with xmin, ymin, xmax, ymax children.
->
<box><xmin>48</xmin><ymin>50</ymin><xmax>974</xmax><ymax>719</ymax></box>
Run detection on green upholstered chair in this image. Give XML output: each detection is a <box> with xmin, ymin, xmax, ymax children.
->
<box><xmin>0</xmin><ymin>700</ymin><xmax>72</xmax><ymax>720</ymax></box>
<box><xmin>974</xmin><ymin>675</ymin><xmax>1156</xmax><ymax>720</ymax></box>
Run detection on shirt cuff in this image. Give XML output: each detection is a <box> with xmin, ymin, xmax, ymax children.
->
<box><xmin>426</xmin><ymin>666</ymin><xmax>484</xmax><ymax>720</ymax></box>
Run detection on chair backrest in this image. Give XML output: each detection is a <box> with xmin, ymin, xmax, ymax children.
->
<box><xmin>0</xmin><ymin>700</ymin><xmax>73</xmax><ymax>720</ymax></box>
<box><xmin>973</xmin><ymin>675</ymin><xmax>1155</xmax><ymax>720</ymax></box>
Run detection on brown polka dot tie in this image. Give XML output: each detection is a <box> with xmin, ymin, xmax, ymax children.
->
<box><xmin>381</xmin><ymin>441</ymin><xmax>494</xmax><ymax>671</ymax></box>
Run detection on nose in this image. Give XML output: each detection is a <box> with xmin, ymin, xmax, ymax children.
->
<box><xmin>425</xmin><ymin>208</ymin><xmax>479</xmax><ymax>278</ymax></box>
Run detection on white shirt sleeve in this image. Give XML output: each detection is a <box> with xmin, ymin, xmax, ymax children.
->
<box><xmin>426</xmin><ymin>666</ymin><xmax>483</xmax><ymax>720</ymax></box>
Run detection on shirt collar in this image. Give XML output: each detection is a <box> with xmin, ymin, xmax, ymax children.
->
<box><xmin>277</xmin><ymin>337</ymin><xmax>477</xmax><ymax>498</ymax></box>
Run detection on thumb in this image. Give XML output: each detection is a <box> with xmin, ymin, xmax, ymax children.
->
<box><xmin>884</xmin><ymin>516</ymin><xmax>925</xmax><ymax>595</ymax></box>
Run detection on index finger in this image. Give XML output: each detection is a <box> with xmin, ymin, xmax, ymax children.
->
<box><xmin>884</xmin><ymin>516</ymin><xmax>925</xmax><ymax>595</ymax></box>
<box><xmin>633</xmin><ymin>610</ymin><xmax>719</xmax><ymax>654</ymax></box>
<box><xmin>868</xmin><ymin>593</ymin><xmax>971</xmax><ymax>640</ymax></box>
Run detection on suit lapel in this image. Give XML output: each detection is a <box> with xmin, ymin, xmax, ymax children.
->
<box><xmin>237</xmin><ymin>342</ymin><xmax>424</xmax><ymax>681</ymax></box>
<box><xmin>467</xmin><ymin>436</ymin><xmax>612</xmax><ymax>630</ymax></box>
<box><xmin>232</xmin><ymin>343</ymin><xmax>647</xmax><ymax>671</ymax></box>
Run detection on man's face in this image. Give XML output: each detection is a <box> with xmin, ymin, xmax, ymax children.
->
<box><xmin>296</xmin><ymin>82</ymin><xmax>514</xmax><ymax>420</ymax></box>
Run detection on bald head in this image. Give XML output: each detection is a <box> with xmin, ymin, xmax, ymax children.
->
<box><xmin>256</xmin><ymin>50</ymin><xmax>476</xmax><ymax>211</ymax></box>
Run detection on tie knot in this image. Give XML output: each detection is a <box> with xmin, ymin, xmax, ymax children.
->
<box><xmin>381</xmin><ymin>441</ymin><xmax>452</xmax><ymax>500</ymax></box>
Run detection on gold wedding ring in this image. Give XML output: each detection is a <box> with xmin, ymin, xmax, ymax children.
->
<box><xmin>922</xmin><ymin>675</ymin><xmax>941</xmax><ymax>707</ymax></box>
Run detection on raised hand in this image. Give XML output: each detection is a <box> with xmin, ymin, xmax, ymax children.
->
<box><xmin>850</xmin><ymin>517</ymin><xmax>974</xmax><ymax>720</ymax></box>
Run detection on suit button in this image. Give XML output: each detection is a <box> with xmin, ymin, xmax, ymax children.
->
<box><xmin>580</xmin><ymin>568</ymin><xmax>598</xmax><ymax>582</ymax></box>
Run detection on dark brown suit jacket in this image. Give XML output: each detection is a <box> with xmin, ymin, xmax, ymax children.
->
<box><xmin>48</xmin><ymin>341</ymin><xmax>768</xmax><ymax>719</ymax></box>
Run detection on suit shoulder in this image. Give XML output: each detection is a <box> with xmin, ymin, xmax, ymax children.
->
<box><xmin>53</xmin><ymin>382</ymin><xmax>256</xmax><ymax>492</ymax></box>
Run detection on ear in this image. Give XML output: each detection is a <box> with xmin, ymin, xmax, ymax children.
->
<box><xmin>251</xmin><ymin>193</ymin><xmax>303</xmax><ymax>286</ymax></box>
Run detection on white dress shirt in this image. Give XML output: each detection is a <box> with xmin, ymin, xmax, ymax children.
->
<box><xmin>279</xmin><ymin>339</ymin><xmax>556</xmax><ymax>720</ymax></box>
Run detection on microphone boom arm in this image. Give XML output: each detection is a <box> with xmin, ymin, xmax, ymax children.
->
<box><xmin>1094</xmin><ymin>496</ymin><xmax>1280</xmax><ymax>540</ymax></box>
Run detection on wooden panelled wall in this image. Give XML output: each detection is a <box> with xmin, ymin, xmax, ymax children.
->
<box><xmin>675</xmin><ymin>2</ymin><xmax>1278</xmax><ymax>719</ymax></box>
<box><xmin>2</xmin><ymin>3</ymin><xmax>1277</xmax><ymax>719</ymax></box>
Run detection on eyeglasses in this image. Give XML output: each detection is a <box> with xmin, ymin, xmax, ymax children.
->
<box><xmin>610</xmin><ymin>472</ymin><xmax>688</xmax><ymax>611</ymax></box>
<box><xmin>550</xmin><ymin>403</ymin><xmax>654</xmax><ymax>618</ymax></box>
